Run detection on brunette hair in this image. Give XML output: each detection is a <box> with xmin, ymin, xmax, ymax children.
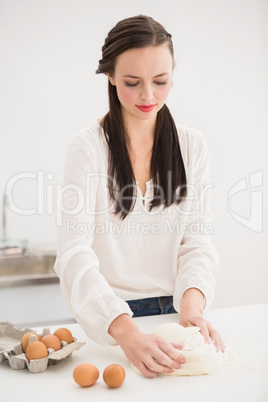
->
<box><xmin>96</xmin><ymin>15</ymin><xmax>187</xmax><ymax>219</ymax></box>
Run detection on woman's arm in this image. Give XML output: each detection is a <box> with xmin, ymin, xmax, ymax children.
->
<box><xmin>54</xmin><ymin>130</ymin><xmax>133</xmax><ymax>346</ymax></box>
<box><xmin>174</xmin><ymin>129</ymin><xmax>218</xmax><ymax>311</ymax></box>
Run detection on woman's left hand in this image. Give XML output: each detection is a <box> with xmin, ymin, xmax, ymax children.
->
<box><xmin>179</xmin><ymin>313</ymin><xmax>225</xmax><ymax>352</ymax></box>
<box><xmin>179</xmin><ymin>288</ymin><xmax>225</xmax><ymax>353</ymax></box>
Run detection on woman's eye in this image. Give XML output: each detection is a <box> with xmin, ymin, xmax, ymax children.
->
<box><xmin>124</xmin><ymin>82</ymin><xmax>139</xmax><ymax>87</ymax></box>
<box><xmin>154</xmin><ymin>80</ymin><xmax>168</xmax><ymax>85</ymax></box>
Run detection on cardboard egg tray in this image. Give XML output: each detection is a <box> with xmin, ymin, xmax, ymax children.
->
<box><xmin>0</xmin><ymin>321</ymin><xmax>86</xmax><ymax>373</ymax></box>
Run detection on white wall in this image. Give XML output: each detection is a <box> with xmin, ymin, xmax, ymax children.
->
<box><xmin>0</xmin><ymin>0</ymin><xmax>267</xmax><ymax>309</ymax></box>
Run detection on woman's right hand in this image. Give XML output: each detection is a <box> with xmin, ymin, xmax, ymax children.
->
<box><xmin>108</xmin><ymin>314</ymin><xmax>185</xmax><ymax>378</ymax></box>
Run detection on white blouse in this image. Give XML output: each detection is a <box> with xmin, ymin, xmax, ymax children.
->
<box><xmin>54</xmin><ymin>120</ymin><xmax>219</xmax><ymax>345</ymax></box>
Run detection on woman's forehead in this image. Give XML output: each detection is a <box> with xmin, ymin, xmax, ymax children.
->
<box><xmin>114</xmin><ymin>45</ymin><xmax>173</xmax><ymax>75</ymax></box>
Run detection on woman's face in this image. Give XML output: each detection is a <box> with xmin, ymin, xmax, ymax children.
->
<box><xmin>107</xmin><ymin>44</ymin><xmax>173</xmax><ymax>125</ymax></box>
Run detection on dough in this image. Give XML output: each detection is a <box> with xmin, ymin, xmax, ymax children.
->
<box><xmin>131</xmin><ymin>323</ymin><xmax>226</xmax><ymax>376</ymax></box>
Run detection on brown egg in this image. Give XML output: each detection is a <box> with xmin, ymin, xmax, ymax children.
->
<box><xmin>41</xmin><ymin>334</ymin><xmax>61</xmax><ymax>351</ymax></box>
<box><xmin>53</xmin><ymin>328</ymin><xmax>73</xmax><ymax>344</ymax></box>
<box><xmin>73</xmin><ymin>363</ymin><xmax>99</xmax><ymax>387</ymax></box>
<box><xmin>103</xmin><ymin>364</ymin><xmax>126</xmax><ymax>388</ymax></box>
<box><xmin>25</xmin><ymin>341</ymin><xmax>48</xmax><ymax>361</ymax></box>
<box><xmin>21</xmin><ymin>332</ymin><xmax>41</xmax><ymax>353</ymax></box>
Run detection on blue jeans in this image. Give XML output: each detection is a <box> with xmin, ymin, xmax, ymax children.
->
<box><xmin>126</xmin><ymin>296</ymin><xmax>177</xmax><ymax>317</ymax></box>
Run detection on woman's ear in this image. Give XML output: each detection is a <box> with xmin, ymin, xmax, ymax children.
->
<box><xmin>106</xmin><ymin>73</ymin><xmax>116</xmax><ymax>86</ymax></box>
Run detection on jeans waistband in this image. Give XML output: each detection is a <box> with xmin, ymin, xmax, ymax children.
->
<box><xmin>126</xmin><ymin>296</ymin><xmax>177</xmax><ymax>318</ymax></box>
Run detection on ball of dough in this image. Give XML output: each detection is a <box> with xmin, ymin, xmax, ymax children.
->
<box><xmin>131</xmin><ymin>323</ymin><xmax>226</xmax><ymax>376</ymax></box>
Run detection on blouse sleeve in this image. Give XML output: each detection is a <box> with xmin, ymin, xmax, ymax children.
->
<box><xmin>173</xmin><ymin>130</ymin><xmax>219</xmax><ymax>312</ymax></box>
<box><xmin>54</xmin><ymin>132</ymin><xmax>133</xmax><ymax>346</ymax></box>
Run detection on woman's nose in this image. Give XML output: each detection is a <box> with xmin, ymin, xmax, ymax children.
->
<box><xmin>140</xmin><ymin>84</ymin><xmax>154</xmax><ymax>102</ymax></box>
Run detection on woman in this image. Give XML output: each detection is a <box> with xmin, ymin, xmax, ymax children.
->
<box><xmin>55</xmin><ymin>15</ymin><xmax>225</xmax><ymax>378</ymax></box>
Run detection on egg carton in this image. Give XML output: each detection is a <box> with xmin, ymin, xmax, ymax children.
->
<box><xmin>0</xmin><ymin>321</ymin><xmax>86</xmax><ymax>373</ymax></box>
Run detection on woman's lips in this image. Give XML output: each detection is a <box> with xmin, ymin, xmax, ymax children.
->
<box><xmin>136</xmin><ymin>104</ymin><xmax>156</xmax><ymax>112</ymax></box>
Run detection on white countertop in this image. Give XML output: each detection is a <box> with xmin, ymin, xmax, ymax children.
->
<box><xmin>1</xmin><ymin>304</ymin><xmax>268</xmax><ymax>402</ymax></box>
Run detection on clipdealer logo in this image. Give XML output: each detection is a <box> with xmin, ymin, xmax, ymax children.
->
<box><xmin>3</xmin><ymin>169</ymin><xmax>264</xmax><ymax>234</ymax></box>
<box><xmin>3</xmin><ymin>170</ymin><xmax>212</xmax><ymax>223</ymax></box>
